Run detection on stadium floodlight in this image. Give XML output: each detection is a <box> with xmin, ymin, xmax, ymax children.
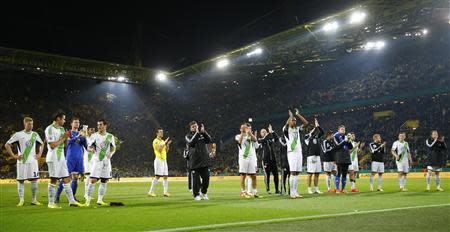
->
<box><xmin>349</xmin><ymin>11</ymin><xmax>367</xmax><ymax>24</ymax></box>
<box><xmin>322</xmin><ymin>21</ymin><xmax>339</xmax><ymax>32</ymax></box>
<box><xmin>363</xmin><ymin>40</ymin><xmax>385</xmax><ymax>50</ymax></box>
<box><xmin>155</xmin><ymin>72</ymin><xmax>168</xmax><ymax>82</ymax></box>
<box><xmin>117</xmin><ymin>76</ymin><xmax>126</xmax><ymax>82</ymax></box>
<box><xmin>216</xmin><ymin>58</ymin><xmax>230</xmax><ymax>69</ymax></box>
<box><xmin>246</xmin><ymin>47</ymin><xmax>263</xmax><ymax>57</ymax></box>
<box><xmin>422</xmin><ymin>29</ymin><xmax>428</xmax><ymax>35</ymax></box>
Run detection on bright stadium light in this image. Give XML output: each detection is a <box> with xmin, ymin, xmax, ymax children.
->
<box><xmin>246</xmin><ymin>47</ymin><xmax>263</xmax><ymax>57</ymax></box>
<box><xmin>422</xmin><ymin>29</ymin><xmax>428</xmax><ymax>35</ymax></box>
<box><xmin>322</xmin><ymin>21</ymin><xmax>339</xmax><ymax>32</ymax></box>
<box><xmin>363</xmin><ymin>40</ymin><xmax>386</xmax><ymax>50</ymax></box>
<box><xmin>349</xmin><ymin>11</ymin><xmax>367</xmax><ymax>24</ymax></box>
<box><xmin>155</xmin><ymin>72</ymin><xmax>168</xmax><ymax>82</ymax></box>
<box><xmin>216</xmin><ymin>58</ymin><xmax>230</xmax><ymax>69</ymax></box>
<box><xmin>117</xmin><ymin>76</ymin><xmax>126</xmax><ymax>82</ymax></box>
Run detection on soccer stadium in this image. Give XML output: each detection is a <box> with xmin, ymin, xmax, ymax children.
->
<box><xmin>1</xmin><ymin>0</ymin><xmax>449</xmax><ymax>231</ymax></box>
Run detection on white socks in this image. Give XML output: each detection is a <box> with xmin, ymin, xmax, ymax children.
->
<box><xmin>84</xmin><ymin>176</ymin><xmax>90</xmax><ymax>198</ymax></box>
<box><xmin>98</xmin><ymin>182</ymin><xmax>107</xmax><ymax>202</ymax></box>
<box><xmin>378</xmin><ymin>176</ymin><xmax>383</xmax><ymax>189</ymax></box>
<box><xmin>18</xmin><ymin>182</ymin><xmax>24</xmax><ymax>201</ymax></box>
<box><xmin>48</xmin><ymin>183</ymin><xmax>56</xmax><ymax>204</ymax></box>
<box><xmin>63</xmin><ymin>183</ymin><xmax>76</xmax><ymax>203</ymax></box>
<box><xmin>247</xmin><ymin>178</ymin><xmax>252</xmax><ymax>193</ymax></box>
<box><xmin>289</xmin><ymin>175</ymin><xmax>298</xmax><ymax>196</ymax></box>
<box><xmin>31</xmin><ymin>181</ymin><xmax>38</xmax><ymax>202</ymax></box>
<box><xmin>325</xmin><ymin>175</ymin><xmax>331</xmax><ymax>190</ymax></box>
<box><xmin>163</xmin><ymin>179</ymin><xmax>169</xmax><ymax>194</ymax></box>
<box><xmin>426</xmin><ymin>171</ymin><xmax>432</xmax><ymax>186</ymax></box>
<box><xmin>436</xmin><ymin>175</ymin><xmax>441</xmax><ymax>188</ymax></box>
<box><xmin>370</xmin><ymin>175</ymin><xmax>374</xmax><ymax>188</ymax></box>
<box><xmin>149</xmin><ymin>178</ymin><xmax>158</xmax><ymax>193</ymax></box>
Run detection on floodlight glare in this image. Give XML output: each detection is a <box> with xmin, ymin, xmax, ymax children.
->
<box><xmin>155</xmin><ymin>72</ymin><xmax>168</xmax><ymax>82</ymax></box>
<box><xmin>117</xmin><ymin>76</ymin><xmax>126</xmax><ymax>82</ymax></box>
<box><xmin>349</xmin><ymin>11</ymin><xmax>367</xmax><ymax>24</ymax></box>
<box><xmin>246</xmin><ymin>47</ymin><xmax>263</xmax><ymax>57</ymax></box>
<box><xmin>322</xmin><ymin>21</ymin><xmax>339</xmax><ymax>32</ymax></box>
<box><xmin>422</xmin><ymin>29</ymin><xmax>428</xmax><ymax>35</ymax></box>
<box><xmin>216</xmin><ymin>58</ymin><xmax>230</xmax><ymax>69</ymax></box>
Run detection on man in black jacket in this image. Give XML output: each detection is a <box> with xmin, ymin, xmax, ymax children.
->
<box><xmin>304</xmin><ymin>118</ymin><xmax>324</xmax><ymax>194</ymax></box>
<box><xmin>258</xmin><ymin>124</ymin><xmax>280</xmax><ymax>194</ymax></box>
<box><xmin>185</xmin><ymin>121</ymin><xmax>213</xmax><ymax>201</ymax></box>
<box><xmin>333</xmin><ymin>125</ymin><xmax>353</xmax><ymax>193</ymax></box>
<box><xmin>425</xmin><ymin>129</ymin><xmax>447</xmax><ymax>192</ymax></box>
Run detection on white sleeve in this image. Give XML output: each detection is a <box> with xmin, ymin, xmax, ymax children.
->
<box><xmin>88</xmin><ymin>134</ymin><xmax>96</xmax><ymax>147</ymax></box>
<box><xmin>45</xmin><ymin>127</ymin><xmax>56</xmax><ymax>143</ymax></box>
<box><xmin>6</xmin><ymin>133</ymin><xmax>19</xmax><ymax>145</ymax></box>
<box><xmin>391</xmin><ymin>141</ymin><xmax>397</xmax><ymax>151</ymax></box>
<box><xmin>36</xmin><ymin>133</ymin><xmax>44</xmax><ymax>144</ymax></box>
<box><xmin>110</xmin><ymin>135</ymin><xmax>116</xmax><ymax>148</ymax></box>
<box><xmin>235</xmin><ymin>134</ymin><xmax>242</xmax><ymax>143</ymax></box>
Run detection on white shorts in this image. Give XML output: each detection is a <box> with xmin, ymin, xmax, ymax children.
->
<box><xmin>323</xmin><ymin>162</ymin><xmax>337</xmax><ymax>172</ymax></box>
<box><xmin>154</xmin><ymin>159</ymin><xmax>168</xmax><ymax>176</ymax></box>
<box><xmin>84</xmin><ymin>160</ymin><xmax>93</xmax><ymax>175</ymax></box>
<box><xmin>348</xmin><ymin>161</ymin><xmax>359</xmax><ymax>172</ymax></box>
<box><xmin>307</xmin><ymin>156</ymin><xmax>322</xmax><ymax>173</ymax></box>
<box><xmin>90</xmin><ymin>159</ymin><xmax>112</xmax><ymax>179</ymax></box>
<box><xmin>371</xmin><ymin>161</ymin><xmax>385</xmax><ymax>173</ymax></box>
<box><xmin>396</xmin><ymin>161</ymin><xmax>409</xmax><ymax>173</ymax></box>
<box><xmin>287</xmin><ymin>151</ymin><xmax>303</xmax><ymax>172</ymax></box>
<box><xmin>239</xmin><ymin>157</ymin><xmax>257</xmax><ymax>174</ymax></box>
<box><xmin>17</xmin><ymin>161</ymin><xmax>39</xmax><ymax>180</ymax></box>
<box><xmin>47</xmin><ymin>160</ymin><xmax>69</xmax><ymax>179</ymax></box>
<box><xmin>427</xmin><ymin>166</ymin><xmax>443</xmax><ymax>172</ymax></box>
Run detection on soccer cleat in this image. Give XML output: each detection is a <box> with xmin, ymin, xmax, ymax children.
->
<box><xmin>48</xmin><ymin>203</ymin><xmax>61</xmax><ymax>209</ymax></box>
<box><xmin>17</xmin><ymin>200</ymin><xmax>25</xmax><ymax>207</ymax></box>
<box><xmin>163</xmin><ymin>193</ymin><xmax>171</xmax><ymax>197</ymax></box>
<box><xmin>201</xmin><ymin>193</ymin><xmax>209</xmax><ymax>200</ymax></box>
<box><xmin>426</xmin><ymin>185</ymin><xmax>430</xmax><ymax>191</ymax></box>
<box><xmin>335</xmin><ymin>189</ymin><xmax>341</xmax><ymax>194</ymax></box>
<box><xmin>340</xmin><ymin>190</ymin><xmax>348</xmax><ymax>194</ymax></box>
<box><xmin>377</xmin><ymin>188</ymin><xmax>384</xmax><ymax>192</ymax></box>
<box><xmin>295</xmin><ymin>194</ymin><xmax>303</xmax><ymax>198</ymax></box>
<box><xmin>370</xmin><ymin>186</ymin><xmax>374</xmax><ymax>192</ymax></box>
<box><xmin>148</xmin><ymin>192</ymin><xmax>157</xmax><ymax>197</ymax></box>
<box><xmin>266</xmin><ymin>191</ymin><xmax>272</xmax><ymax>195</ymax></box>
<box><xmin>351</xmin><ymin>188</ymin><xmax>360</xmax><ymax>193</ymax></box>
<box><xmin>194</xmin><ymin>196</ymin><xmax>202</xmax><ymax>201</ymax></box>
<box><xmin>327</xmin><ymin>189</ymin><xmax>332</xmax><ymax>193</ymax></box>
<box><xmin>290</xmin><ymin>195</ymin><xmax>297</xmax><ymax>199</ymax></box>
<box><xmin>96</xmin><ymin>201</ymin><xmax>108</xmax><ymax>206</ymax></box>
<box><xmin>436</xmin><ymin>187</ymin><xmax>444</xmax><ymax>192</ymax></box>
<box><xmin>275</xmin><ymin>191</ymin><xmax>281</xmax><ymax>195</ymax></box>
<box><xmin>330</xmin><ymin>189</ymin><xmax>336</xmax><ymax>193</ymax></box>
<box><xmin>70</xmin><ymin>201</ymin><xmax>85</xmax><ymax>207</ymax></box>
<box><xmin>400</xmin><ymin>188</ymin><xmax>408</xmax><ymax>192</ymax></box>
<box><xmin>314</xmin><ymin>189</ymin><xmax>323</xmax><ymax>194</ymax></box>
<box><xmin>308</xmin><ymin>188</ymin><xmax>314</xmax><ymax>194</ymax></box>
<box><xmin>31</xmin><ymin>201</ymin><xmax>42</xmax><ymax>206</ymax></box>
<box><xmin>254</xmin><ymin>193</ymin><xmax>263</xmax><ymax>198</ymax></box>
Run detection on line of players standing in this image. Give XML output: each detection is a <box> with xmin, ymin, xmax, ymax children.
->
<box><xmin>235</xmin><ymin>108</ymin><xmax>447</xmax><ymax>199</ymax></box>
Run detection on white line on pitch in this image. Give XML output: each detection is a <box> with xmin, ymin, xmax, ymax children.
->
<box><xmin>148</xmin><ymin>203</ymin><xmax>450</xmax><ymax>232</ymax></box>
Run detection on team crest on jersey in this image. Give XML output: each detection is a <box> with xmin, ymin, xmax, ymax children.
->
<box><xmin>101</xmin><ymin>140</ymin><xmax>109</xmax><ymax>149</ymax></box>
<box><xmin>25</xmin><ymin>139</ymin><xmax>33</xmax><ymax>147</ymax></box>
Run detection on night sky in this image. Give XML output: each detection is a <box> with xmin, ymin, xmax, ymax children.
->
<box><xmin>1</xmin><ymin>0</ymin><xmax>361</xmax><ymax>71</ymax></box>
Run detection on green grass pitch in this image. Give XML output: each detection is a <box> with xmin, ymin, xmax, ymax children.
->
<box><xmin>1</xmin><ymin>177</ymin><xmax>449</xmax><ymax>231</ymax></box>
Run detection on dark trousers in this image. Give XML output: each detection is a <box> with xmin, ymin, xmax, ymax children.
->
<box><xmin>191</xmin><ymin>167</ymin><xmax>210</xmax><ymax>197</ymax></box>
<box><xmin>336</xmin><ymin>163</ymin><xmax>349</xmax><ymax>190</ymax></box>
<box><xmin>187</xmin><ymin>169</ymin><xmax>192</xmax><ymax>190</ymax></box>
<box><xmin>262</xmin><ymin>161</ymin><xmax>279</xmax><ymax>192</ymax></box>
<box><xmin>281</xmin><ymin>167</ymin><xmax>290</xmax><ymax>195</ymax></box>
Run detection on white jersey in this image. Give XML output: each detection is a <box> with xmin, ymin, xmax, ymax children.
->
<box><xmin>6</xmin><ymin>130</ymin><xmax>43</xmax><ymax>164</ymax></box>
<box><xmin>391</xmin><ymin>140</ymin><xmax>410</xmax><ymax>162</ymax></box>
<box><xmin>235</xmin><ymin>134</ymin><xmax>258</xmax><ymax>160</ymax></box>
<box><xmin>84</xmin><ymin>135</ymin><xmax>95</xmax><ymax>164</ymax></box>
<box><xmin>350</xmin><ymin>141</ymin><xmax>359</xmax><ymax>163</ymax></box>
<box><xmin>283</xmin><ymin>125</ymin><xmax>303</xmax><ymax>153</ymax></box>
<box><xmin>45</xmin><ymin>124</ymin><xmax>66</xmax><ymax>162</ymax></box>
<box><xmin>88</xmin><ymin>132</ymin><xmax>116</xmax><ymax>162</ymax></box>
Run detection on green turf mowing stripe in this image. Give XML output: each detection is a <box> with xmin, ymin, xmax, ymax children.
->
<box><xmin>149</xmin><ymin>203</ymin><xmax>450</xmax><ymax>232</ymax></box>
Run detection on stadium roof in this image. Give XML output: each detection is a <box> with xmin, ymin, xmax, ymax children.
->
<box><xmin>0</xmin><ymin>0</ymin><xmax>447</xmax><ymax>84</ymax></box>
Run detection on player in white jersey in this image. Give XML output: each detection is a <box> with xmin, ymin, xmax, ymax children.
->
<box><xmin>348</xmin><ymin>132</ymin><xmax>364</xmax><ymax>193</ymax></box>
<box><xmin>85</xmin><ymin>119</ymin><xmax>116</xmax><ymax>206</ymax></box>
<box><xmin>236</xmin><ymin>123</ymin><xmax>261</xmax><ymax>198</ymax></box>
<box><xmin>83</xmin><ymin>127</ymin><xmax>96</xmax><ymax>200</ymax></box>
<box><xmin>5</xmin><ymin>117</ymin><xmax>44</xmax><ymax>206</ymax></box>
<box><xmin>45</xmin><ymin>111</ymin><xmax>84</xmax><ymax>208</ymax></box>
<box><xmin>282</xmin><ymin>108</ymin><xmax>309</xmax><ymax>199</ymax></box>
<box><xmin>391</xmin><ymin>131</ymin><xmax>412</xmax><ymax>191</ymax></box>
